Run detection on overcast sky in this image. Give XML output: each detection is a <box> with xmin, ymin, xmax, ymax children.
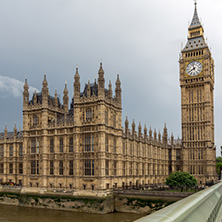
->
<box><xmin>0</xmin><ymin>0</ymin><xmax>222</xmax><ymax>155</ymax></box>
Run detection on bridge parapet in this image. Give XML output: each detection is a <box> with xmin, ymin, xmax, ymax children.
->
<box><xmin>135</xmin><ymin>182</ymin><xmax>222</xmax><ymax>222</ymax></box>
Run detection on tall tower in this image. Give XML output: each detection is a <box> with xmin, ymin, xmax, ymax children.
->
<box><xmin>179</xmin><ymin>2</ymin><xmax>216</xmax><ymax>184</ymax></box>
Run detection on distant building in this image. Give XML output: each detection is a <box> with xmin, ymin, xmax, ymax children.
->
<box><xmin>0</xmin><ymin>3</ymin><xmax>217</xmax><ymax>191</ymax></box>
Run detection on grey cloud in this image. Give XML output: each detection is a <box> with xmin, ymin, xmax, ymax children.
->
<box><xmin>0</xmin><ymin>76</ymin><xmax>39</xmax><ymax>99</ymax></box>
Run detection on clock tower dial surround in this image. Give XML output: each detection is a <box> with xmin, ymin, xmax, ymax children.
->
<box><xmin>179</xmin><ymin>2</ymin><xmax>216</xmax><ymax>184</ymax></box>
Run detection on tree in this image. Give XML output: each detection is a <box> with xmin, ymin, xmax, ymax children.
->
<box><xmin>216</xmin><ymin>157</ymin><xmax>222</xmax><ymax>178</ymax></box>
<box><xmin>165</xmin><ymin>171</ymin><xmax>197</xmax><ymax>191</ymax></box>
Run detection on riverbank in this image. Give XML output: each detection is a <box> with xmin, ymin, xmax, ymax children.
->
<box><xmin>0</xmin><ymin>186</ymin><xmax>193</xmax><ymax>214</ymax></box>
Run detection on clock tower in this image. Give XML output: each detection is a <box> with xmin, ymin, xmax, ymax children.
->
<box><xmin>179</xmin><ymin>2</ymin><xmax>216</xmax><ymax>184</ymax></box>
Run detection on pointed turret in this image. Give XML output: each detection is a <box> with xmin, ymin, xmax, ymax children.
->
<box><xmin>54</xmin><ymin>89</ymin><xmax>58</xmax><ymax>108</ymax></box>
<box><xmin>33</xmin><ymin>91</ymin><xmax>37</xmax><ymax>104</ymax></box>
<box><xmin>144</xmin><ymin>125</ymin><xmax>147</xmax><ymax>139</ymax></box>
<box><xmin>23</xmin><ymin>78</ymin><xmax>29</xmax><ymax>108</ymax></box>
<box><xmin>132</xmin><ymin>120</ymin><xmax>135</xmax><ymax>135</ymax></box>
<box><xmin>108</xmin><ymin>80</ymin><xmax>112</xmax><ymax>98</ymax></box>
<box><xmin>183</xmin><ymin>2</ymin><xmax>207</xmax><ymax>52</ymax></box>
<box><xmin>87</xmin><ymin>80</ymin><xmax>91</xmax><ymax>98</ymax></box>
<box><xmin>162</xmin><ymin>123</ymin><xmax>168</xmax><ymax>144</ymax></box>
<box><xmin>171</xmin><ymin>133</ymin><xmax>174</xmax><ymax>145</ymax></box>
<box><xmin>158</xmin><ymin>131</ymin><xmax>161</xmax><ymax>143</ymax></box>
<box><xmin>63</xmin><ymin>81</ymin><xmax>69</xmax><ymax>112</ymax></box>
<box><xmin>98</xmin><ymin>62</ymin><xmax>105</xmax><ymax>98</ymax></box>
<box><xmin>74</xmin><ymin>66</ymin><xmax>80</xmax><ymax>102</ymax></box>
<box><xmin>115</xmin><ymin>74</ymin><xmax>121</xmax><ymax>105</ymax></box>
<box><xmin>138</xmin><ymin>122</ymin><xmax>142</xmax><ymax>137</ymax></box>
<box><xmin>154</xmin><ymin>129</ymin><xmax>157</xmax><ymax>142</ymax></box>
<box><xmin>189</xmin><ymin>2</ymin><xmax>202</xmax><ymax>30</ymax></box>
<box><xmin>4</xmin><ymin>125</ymin><xmax>7</xmax><ymax>139</ymax></box>
<box><xmin>149</xmin><ymin>127</ymin><xmax>152</xmax><ymax>140</ymax></box>
<box><xmin>42</xmin><ymin>74</ymin><xmax>49</xmax><ymax>106</ymax></box>
<box><xmin>125</xmin><ymin>116</ymin><xmax>129</xmax><ymax>134</ymax></box>
<box><xmin>14</xmin><ymin>124</ymin><xmax>17</xmax><ymax>137</ymax></box>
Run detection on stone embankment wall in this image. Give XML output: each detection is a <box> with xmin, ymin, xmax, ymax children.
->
<box><xmin>0</xmin><ymin>188</ymin><xmax>192</xmax><ymax>214</ymax></box>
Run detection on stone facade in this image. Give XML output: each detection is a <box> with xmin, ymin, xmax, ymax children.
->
<box><xmin>0</xmin><ymin>63</ymin><xmax>182</xmax><ymax>191</ymax></box>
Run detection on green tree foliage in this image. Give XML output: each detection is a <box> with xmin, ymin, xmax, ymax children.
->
<box><xmin>165</xmin><ymin>171</ymin><xmax>197</xmax><ymax>191</ymax></box>
<box><xmin>216</xmin><ymin>157</ymin><xmax>222</xmax><ymax>176</ymax></box>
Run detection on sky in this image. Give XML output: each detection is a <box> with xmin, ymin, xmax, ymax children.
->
<box><xmin>0</xmin><ymin>0</ymin><xmax>222</xmax><ymax>155</ymax></box>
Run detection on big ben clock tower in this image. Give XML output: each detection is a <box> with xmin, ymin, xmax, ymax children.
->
<box><xmin>179</xmin><ymin>2</ymin><xmax>216</xmax><ymax>184</ymax></box>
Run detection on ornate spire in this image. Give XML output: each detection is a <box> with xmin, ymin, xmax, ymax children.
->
<box><xmin>189</xmin><ymin>1</ymin><xmax>201</xmax><ymax>30</ymax></box>
<box><xmin>108</xmin><ymin>80</ymin><xmax>112</xmax><ymax>98</ymax></box>
<box><xmin>74</xmin><ymin>66</ymin><xmax>80</xmax><ymax>81</ymax></box>
<box><xmin>33</xmin><ymin>91</ymin><xmax>37</xmax><ymax>104</ymax></box>
<box><xmin>63</xmin><ymin>81</ymin><xmax>69</xmax><ymax>112</ymax></box>
<box><xmin>98</xmin><ymin>62</ymin><xmax>105</xmax><ymax>92</ymax></box>
<box><xmin>42</xmin><ymin>74</ymin><xmax>48</xmax><ymax>88</ymax></box>
<box><xmin>87</xmin><ymin>80</ymin><xmax>91</xmax><ymax>97</ymax></box>
<box><xmin>23</xmin><ymin>78</ymin><xmax>29</xmax><ymax>91</ymax></box>
<box><xmin>125</xmin><ymin>116</ymin><xmax>129</xmax><ymax>130</ymax></box>
<box><xmin>115</xmin><ymin>74</ymin><xmax>121</xmax><ymax>104</ymax></box>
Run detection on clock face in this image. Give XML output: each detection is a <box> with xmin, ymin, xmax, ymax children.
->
<box><xmin>186</xmin><ymin>61</ymin><xmax>202</xmax><ymax>76</ymax></box>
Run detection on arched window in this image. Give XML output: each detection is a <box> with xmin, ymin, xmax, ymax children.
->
<box><xmin>86</xmin><ymin>108</ymin><xmax>92</xmax><ymax>121</ymax></box>
<box><xmin>105</xmin><ymin>110</ymin><xmax>108</xmax><ymax>125</ymax></box>
<box><xmin>33</xmin><ymin>115</ymin><xmax>38</xmax><ymax>127</ymax></box>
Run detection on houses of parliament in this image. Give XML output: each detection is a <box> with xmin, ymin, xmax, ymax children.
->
<box><xmin>0</xmin><ymin>3</ymin><xmax>217</xmax><ymax>191</ymax></box>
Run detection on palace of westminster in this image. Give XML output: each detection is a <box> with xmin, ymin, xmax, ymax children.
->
<box><xmin>0</xmin><ymin>3</ymin><xmax>217</xmax><ymax>191</ymax></box>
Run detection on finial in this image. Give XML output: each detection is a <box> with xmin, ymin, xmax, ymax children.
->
<box><xmin>194</xmin><ymin>0</ymin><xmax>197</xmax><ymax>6</ymax></box>
<box><xmin>65</xmin><ymin>80</ymin><xmax>67</xmax><ymax>87</ymax></box>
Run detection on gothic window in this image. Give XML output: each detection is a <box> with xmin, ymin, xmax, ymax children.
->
<box><xmin>105</xmin><ymin>160</ymin><xmax>109</xmax><ymax>176</ymax></box>
<box><xmin>0</xmin><ymin>163</ymin><xmax>3</xmax><ymax>174</ymax></box>
<box><xmin>105</xmin><ymin>110</ymin><xmax>108</xmax><ymax>125</ymax></box>
<box><xmin>113</xmin><ymin>137</ymin><xmax>116</xmax><ymax>153</ymax></box>
<box><xmin>113</xmin><ymin>114</ymin><xmax>116</xmax><ymax>128</ymax></box>
<box><xmin>147</xmin><ymin>164</ymin><xmax>149</xmax><ymax>176</ymax></box>
<box><xmin>19</xmin><ymin>163</ymin><xmax>23</xmax><ymax>174</ymax></box>
<box><xmin>50</xmin><ymin>138</ymin><xmax>54</xmax><ymax>153</ymax></box>
<box><xmin>105</xmin><ymin>135</ymin><xmax>109</xmax><ymax>152</ymax></box>
<box><xmin>84</xmin><ymin>134</ymin><xmax>94</xmax><ymax>152</ymax></box>
<box><xmin>60</xmin><ymin>138</ymin><xmax>63</xmax><ymax>153</ymax></box>
<box><xmin>69</xmin><ymin>160</ymin><xmax>73</xmax><ymax>175</ymax></box>
<box><xmin>0</xmin><ymin>145</ymin><xmax>3</xmax><ymax>157</ymax></box>
<box><xmin>122</xmin><ymin>141</ymin><xmax>125</xmax><ymax>155</ymax></box>
<box><xmin>85</xmin><ymin>160</ymin><xmax>94</xmax><ymax>176</ymax></box>
<box><xmin>50</xmin><ymin>161</ymin><xmax>54</xmax><ymax>175</ymax></box>
<box><xmin>130</xmin><ymin>144</ymin><xmax>133</xmax><ymax>156</ymax></box>
<box><xmin>31</xmin><ymin>138</ymin><xmax>36</xmax><ymax>153</ymax></box>
<box><xmin>142</xmin><ymin>163</ymin><xmax>145</xmax><ymax>175</ymax></box>
<box><xmin>9</xmin><ymin>163</ymin><xmax>13</xmax><ymax>174</ymax></box>
<box><xmin>114</xmin><ymin>161</ymin><xmax>117</xmax><ymax>176</ymax></box>
<box><xmin>69</xmin><ymin>137</ymin><xmax>73</xmax><ymax>152</ymax></box>
<box><xmin>59</xmin><ymin>161</ymin><xmax>63</xmax><ymax>175</ymax></box>
<box><xmin>9</xmin><ymin>145</ymin><xmax>13</xmax><ymax>157</ymax></box>
<box><xmin>36</xmin><ymin>138</ymin><xmax>39</xmax><ymax>154</ymax></box>
<box><xmin>86</xmin><ymin>108</ymin><xmax>92</xmax><ymax>121</ymax></box>
<box><xmin>33</xmin><ymin>115</ymin><xmax>38</xmax><ymax>127</ymax></box>
<box><xmin>31</xmin><ymin>160</ymin><xmax>39</xmax><ymax>175</ymax></box>
<box><xmin>19</xmin><ymin>144</ymin><xmax>23</xmax><ymax>157</ymax></box>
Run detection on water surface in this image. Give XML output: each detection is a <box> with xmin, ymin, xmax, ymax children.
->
<box><xmin>0</xmin><ymin>205</ymin><xmax>144</xmax><ymax>222</ymax></box>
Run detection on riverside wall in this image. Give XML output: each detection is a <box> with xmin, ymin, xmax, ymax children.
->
<box><xmin>0</xmin><ymin>187</ymin><xmax>192</xmax><ymax>214</ymax></box>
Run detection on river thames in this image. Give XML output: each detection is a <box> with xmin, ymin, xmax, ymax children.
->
<box><xmin>0</xmin><ymin>205</ymin><xmax>144</xmax><ymax>222</ymax></box>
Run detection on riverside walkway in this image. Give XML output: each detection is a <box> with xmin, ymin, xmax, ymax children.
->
<box><xmin>135</xmin><ymin>182</ymin><xmax>222</xmax><ymax>222</ymax></box>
